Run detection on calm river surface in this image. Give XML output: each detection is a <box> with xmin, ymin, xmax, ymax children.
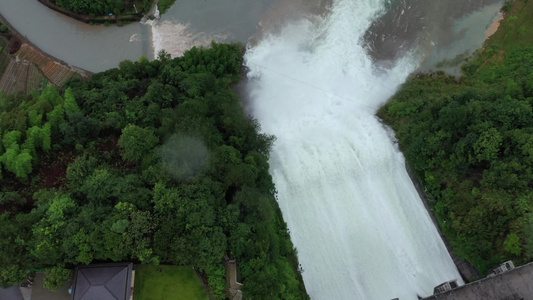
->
<box><xmin>0</xmin><ymin>0</ymin><xmax>151</xmax><ymax>72</ymax></box>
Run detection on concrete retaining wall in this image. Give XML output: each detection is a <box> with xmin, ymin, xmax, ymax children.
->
<box><xmin>423</xmin><ymin>262</ymin><xmax>533</xmax><ymax>300</ymax></box>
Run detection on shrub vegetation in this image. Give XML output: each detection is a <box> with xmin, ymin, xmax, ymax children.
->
<box><xmin>51</xmin><ymin>0</ymin><xmax>153</xmax><ymax>16</ymax></box>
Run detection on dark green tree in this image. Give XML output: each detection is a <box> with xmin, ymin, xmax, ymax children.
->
<box><xmin>118</xmin><ymin>124</ymin><xmax>159</xmax><ymax>163</ymax></box>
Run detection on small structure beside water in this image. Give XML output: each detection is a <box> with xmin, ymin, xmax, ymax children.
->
<box><xmin>433</xmin><ymin>279</ymin><xmax>459</xmax><ymax>295</ymax></box>
<box><xmin>487</xmin><ymin>260</ymin><xmax>515</xmax><ymax>277</ymax></box>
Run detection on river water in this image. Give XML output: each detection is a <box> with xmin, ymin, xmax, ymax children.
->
<box><xmin>1</xmin><ymin>0</ymin><xmax>504</xmax><ymax>299</ymax></box>
<box><xmin>0</xmin><ymin>0</ymin><xmax>274</xmax><ymax>72</ymax></box>
<box><xmin>0</xmin><ymin>0</ymin><xmax>502</xmax><ymax>72</ymax></box>
<box><xmin>0</xmin><ymin>0</ymin><xmax>151</xmax><ymax>72</ymax></box>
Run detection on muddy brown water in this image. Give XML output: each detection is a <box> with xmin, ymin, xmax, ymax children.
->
<box><xmin>363</xmin><ymin>0</ymin><xmax>504</xmax><ymax>73</ymax></box>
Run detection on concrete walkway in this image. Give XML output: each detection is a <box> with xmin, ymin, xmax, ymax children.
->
<box><xmin>0</xmin><ymin>286</ymin><xmax>23</xmax><ymax>300</ymax></box>
<box><xmin>31</xmin><ymin>273</ymin><xmax>71</xmax><ymax>300</ymax></box>
<box><xmin>225</xmin><ymin>258</ymin><xmax>243</xmax><ymax>300</ymax></box>
<box><xmin>20</xmin><ymin>286</ymin><xmax>31</xmax><ymax>300</ymax></box>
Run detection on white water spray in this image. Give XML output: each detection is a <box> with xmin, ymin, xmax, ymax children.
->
<box><xmin>145</xmin><ymin>20</ymin><xmax>229</xmax><ymax>58</ymax></box>
<box><xmin>142</xmin><ymin>2</ymin><xmax>228</xmax><ymax>58</ymax></box>
<box><xmin>245</xmin><ymin>0</ymin><xmax>462</xmax><ymax>299</ymax></box>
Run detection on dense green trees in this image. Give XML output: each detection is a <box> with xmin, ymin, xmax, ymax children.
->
<box><xmin>43</xmin><ymin>266</ymin><xmax>72</xmax><ymax>291</ymax></box>
<box><xmin>51</xmin><ymin>0</ymin><xmax>135</xmax><ymax>16</ymax></box>
<box><xmin>0</xmin><ymin>43</ymin><xmax>308</xmax><ymax>299</ymax></box>
<box><xmin>379</xmin><ymin>45</ymin><xmax>533</xmax><ymax>274</ymax></box>
<box><xmin>118</xmin><ymin>124</ymin><xmax>159</xmax><ymax>163</ymax></box>
<box><xmin>50</xmin><ymin>0</ymin><xmax>176</xmax><ymax>17</ymax></box>
<box><xmin>0</xmin><ymin>213</ymin><xmax>34</xmax><ymax>288</ymax></box>
<box><xmin>0</xmin><ymin>85</ymin><xmax>69</xmax><ymax>180</ymax></box>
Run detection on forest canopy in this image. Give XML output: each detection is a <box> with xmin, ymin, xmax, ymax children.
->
<box><xmin>50</xmin><ymin>0</ymin><xmax>153</xmax><ymax>16</ymax></box>
<box><xmin>0</xmin><ymin>44</ymin><xmax>308</xmax><ymax>299</ymax></box>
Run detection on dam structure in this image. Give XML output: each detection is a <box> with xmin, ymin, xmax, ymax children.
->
<box><xmin>423</xmin><ymin>261</ymin><xmax>533</xmax><ymax>300</ymax></box>
<box><xmin>245</xmin><ymin>0</ymin><xmax>463</xmax><ymax>298</ymax></box>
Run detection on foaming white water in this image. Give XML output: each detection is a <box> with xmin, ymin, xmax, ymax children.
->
<box><xmin>142</xmin><ymin>4</ymin><xmax>216</xmax><ymax>58</ymax></box>
<box><xmin>146</xmin><ymin>20</ymin><xmax>227</xmax><ymax>58</ymax></box>
<box><xmin>245</xmin><ymin>0</ymin><xmax>463</xmax><ymax>299</ymax></box>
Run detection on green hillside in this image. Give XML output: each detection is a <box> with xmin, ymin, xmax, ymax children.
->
<box><xmin>379</xmin><ymin>0</ymin><xmax>533</xmax><ymax>275</ymax></box>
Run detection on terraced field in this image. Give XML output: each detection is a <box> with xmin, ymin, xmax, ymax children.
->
<box><xmin>0</xmin><ymin>36</ymin><xmax>7</xmax><ymax>48</ymax></box>
<box><xmin>0</xmin><ymin>42</ymin><xmax>88</xmax><ymax>94</ymax></box>
<box><xmin>27</xmin><ymin>64</ymin><xmax>45</xmax><ymax>91</ymax></box>
<box><xmin>16</xmin><ymin>44</ymin><xmax>84</xmax><ymax>86</ymax></box>
<box><xmin>0</xmin><ymin>51</ymin><xmax>9</xmax><ymax>75</ymax></box>
<box><xmin>0</xmin><ymin>60</ymin><xmax>25</xmax><ymax>93</ymax></box>
<box><xmin>0</xmin><ymin>36</ymin><xmax>9</xmax><ymax>75</ymax></box>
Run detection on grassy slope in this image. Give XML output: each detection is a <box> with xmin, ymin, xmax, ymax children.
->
<box><xmin>134</xmin><ymin>265</ymin><xmax>208</xmax><ymax>300</ymax></box>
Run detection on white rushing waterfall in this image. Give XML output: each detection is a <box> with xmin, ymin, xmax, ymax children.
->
<box><xmin>245</xmin><ymin>0</ymin><xmax>463</xmax><ymax>299</ymax></box>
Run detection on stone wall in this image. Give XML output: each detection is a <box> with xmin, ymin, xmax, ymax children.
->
<box><xmin>423</xmin><ymin>262</ymin><xmax>533</xmax><ymax>300</ymax></box>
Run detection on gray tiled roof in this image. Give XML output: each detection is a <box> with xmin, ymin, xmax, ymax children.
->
<box><xmin>71</xmin><ymin>263</ymin><xmax>132</xmax><ymax>300</ymax></box>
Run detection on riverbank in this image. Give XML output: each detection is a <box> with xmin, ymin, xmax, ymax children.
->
<box><xmin>37</xmin><ymin>0</ymin><xmax>143</xmax><ymax>25</ymax></box>
<box><xmin>0</xmin><ymin>12</ymin><xmax>90</xmax><ymax>92</ymax></box>
<box><xmin>485</xmin><ymin>11</ymin><xmax>503</xmax><ymax>38</ymax></box>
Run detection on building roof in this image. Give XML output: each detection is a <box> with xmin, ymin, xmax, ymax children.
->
<box><xmin>71</xmin><ymin>263</ymin><xmax>133</xmax><ymax>300</ymax></box>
